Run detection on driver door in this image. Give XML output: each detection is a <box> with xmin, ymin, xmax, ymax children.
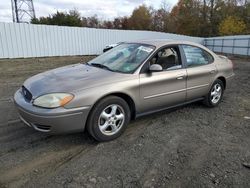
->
<box><xmin>138</xmin><ymin>46</ymin><xmax>187</xmax><ymax>113</ymax></box>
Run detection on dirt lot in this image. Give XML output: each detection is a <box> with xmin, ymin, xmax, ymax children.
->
<box><xmin>0</xmin><ymin>56</ymin><xmax>249</xmax><ymax>188</ymax></box>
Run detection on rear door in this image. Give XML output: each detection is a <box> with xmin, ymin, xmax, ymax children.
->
<box><xmin>138</xmin><ymin>45</ymin><xmax>187</xmax><ymax>113</ymax></box>
<box><xmin>181</xmin><ymin>45</ymin><xmax>217</xmax><ymax>101</ymax></box>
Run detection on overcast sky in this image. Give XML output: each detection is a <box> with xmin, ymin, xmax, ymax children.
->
<box><xmin>0</xmin><ymin>0</ymin><xmax>178</xmax><ymax>22</ymax></box>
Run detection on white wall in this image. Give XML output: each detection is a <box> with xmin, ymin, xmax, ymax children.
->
<box><xmin>1</xmin><ymin>22</ymin><xmax>249</xmax><ymax>59</ymax></box>
<box><xmin>0</xmin><ymin>22</ymin><xmax>204</xmax><ymax>59</ymax></box>
<box><xmin>204</xmin><ymin>35</ymin><xmax>250</xmax><ymax>56</ymax></box>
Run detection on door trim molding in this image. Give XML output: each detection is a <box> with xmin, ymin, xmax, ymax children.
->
<box><xmin>144</xmin><ymin>88</ymin><xmax>186</xmax><ymax>99</ymax></box>
<box><xmin>186</xmin><ymin>83</ymin><xmax>209</xmax><ymax>91</ymax></box>
<box><xmin>143</xmin><ymin>83</ymin><xmax>209</xmax><ymax>99</ymax></box>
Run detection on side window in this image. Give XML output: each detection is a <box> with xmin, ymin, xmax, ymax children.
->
<box><xmin>149</xmin><ymin>46</ymin><xmax>182</xmax><ymax>71</ymax></box>
<box><xmin>182</xmin><ymin>45</ymin><xmax>214</xmax><ymax>67</ymax></box>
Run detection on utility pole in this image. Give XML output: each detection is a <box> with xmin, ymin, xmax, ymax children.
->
<box><xmin>11</xmin><ymin>0</ymin><xmax>36</xmax><ymax>23</ymax></box>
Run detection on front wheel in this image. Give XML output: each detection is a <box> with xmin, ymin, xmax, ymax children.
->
<box><xmin>203</xmin><ymin>79</ymin><xmax>224</xmax><ymax>107</ymax></box>
<box><xmin>87</xmin><ymin>96</ymin><xmax>130</xmax><ymax>141</ymax></box>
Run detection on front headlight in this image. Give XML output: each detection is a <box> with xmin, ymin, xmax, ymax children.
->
<box><xmin>33</xmin><ymin>93</ymin><xmax>74</xmax><ymax>108</ymax></box>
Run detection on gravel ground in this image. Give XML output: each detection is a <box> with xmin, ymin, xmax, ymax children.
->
<box><xmin>0</xmin><ymin>56</ymin><xmax>249</xmax><ymax>188</ymax></box>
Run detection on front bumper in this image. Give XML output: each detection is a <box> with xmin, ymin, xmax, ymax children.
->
<box><xmin>14</xmin><ymin>89</ymin><xmax>91</xmax><ymax>134</ymax></box>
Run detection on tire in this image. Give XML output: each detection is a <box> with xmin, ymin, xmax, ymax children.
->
<box><xmin>203</xmin><ymin>79</ymin><xmax>224</xmax><ymax>107</ymax></box>
<box><xmin>86</xmin><ymin>96</ymin><xmax>131</xmax><ymax>141</ymax></box>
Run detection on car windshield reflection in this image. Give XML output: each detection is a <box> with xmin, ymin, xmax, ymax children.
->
<box><xmin>87</xmin><ymin>43</ymin><xmax>155</xmax><ymax>73</ymax></box>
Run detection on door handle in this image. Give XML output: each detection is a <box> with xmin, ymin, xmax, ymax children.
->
<box><xmin>176</xmin><ymin>75</ymin><xmax>185</xmax><ymax>80</ymax></box>
<box><xmin>210</xmin><ymin>70</ymin><xmax>216</xmax><ymax>74</ymax></box>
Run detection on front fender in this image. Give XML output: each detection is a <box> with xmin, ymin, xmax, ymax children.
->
<box><xmin>64</xmin><ymin>77</ymin><xmax>140</xmax><ymax>110</ymax></box>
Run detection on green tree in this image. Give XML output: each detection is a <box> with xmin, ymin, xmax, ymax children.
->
<box><xmin>31</xmin><ymin>10</ymin><xmax>82</xmax><ymax>27</ymax></box>
<box><xmin>219</xmin><ymin>16</ymin><xmax>246</xmax><ymax>35</ymax></box>
<box><xmin>128</xmin><ymin>5</ymin><xmax>152</xmax><ymax>30</ymax></box>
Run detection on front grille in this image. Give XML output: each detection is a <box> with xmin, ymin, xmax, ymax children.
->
<box><xmin>22</xmin><ymin>86</ymin><xmax>32</xmax><ymax>102</ymax></box>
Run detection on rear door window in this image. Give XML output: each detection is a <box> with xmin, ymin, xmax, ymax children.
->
<box><xmin>182</xmin><ymin>45</ymin><xmax>214</xmax><ymax>67</ymax></box>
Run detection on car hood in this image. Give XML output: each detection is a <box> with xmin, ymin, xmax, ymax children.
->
<box><xmin>23</xmin><ymin>64</ymin><xmax>130</xmax><ymax>98</ymax></box>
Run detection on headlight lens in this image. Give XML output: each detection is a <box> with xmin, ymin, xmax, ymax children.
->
<box><xmin>33</xmin><ymin>93</ymin><xmax>74</xmax><ymax>108</ymax></box>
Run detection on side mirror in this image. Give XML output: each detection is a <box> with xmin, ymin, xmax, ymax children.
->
<box><xmin>149</xmin><ymin>64</ymin><xmax>163</xmax><ymax>72</ymax></box>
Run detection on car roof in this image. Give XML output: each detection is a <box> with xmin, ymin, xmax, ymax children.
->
<box><xmin>125</xmin><ymin>39</ymin><xmax>217</xmax><ymax>56</ymax></box>
<box><xmin>122</xmin><ymin>39</ymin><xmax>218</xmax><ymax>59</ymax></box>
<box><xmin>125</xmin><ymin>39</ymin><xmax>203</xmax><ymax>48</ymax></box>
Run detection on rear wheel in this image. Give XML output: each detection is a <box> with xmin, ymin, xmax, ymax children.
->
<box><xmin>87</xmin><ymin>96</ymin><xmax>130</xmax><ymax>141</ymax></box>
<box><xmin>203</xmin><ymin>79</ymin><xmax>224</xmax><ymax>107</ymax></box>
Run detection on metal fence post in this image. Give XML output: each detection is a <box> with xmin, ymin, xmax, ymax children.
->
<box><xmin>248</xmin><ymin>38</ymin><xmax>250</xmax><ymax>56</ymax></box>
<box><xmin>221</xmin><ymin>38</ymin><xmax>224</xmax><ymax>53</ymax></box>
<box><xmin>232</xmin><ymin>39</ymin><xmax>235</xmax><ymax>55</ymax></box>
<box><xmin>213</xmin><ymin>39</ymin><xmax>215</xmax><ymax>51</ymax></box>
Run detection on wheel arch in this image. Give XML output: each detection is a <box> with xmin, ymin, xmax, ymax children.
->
<box><xmin>217</xmin><ymin>76</ymin><xmax>226</xmax><ymax>89</ymax></box>
<box><xmin>88</xmin><ymin>92</ymin><xmax>136</xmax><ymax>121</ymax></box>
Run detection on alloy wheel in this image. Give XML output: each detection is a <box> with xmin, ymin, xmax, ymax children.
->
<box><xmin>98</xmin><ymin>104</ymin><xmax>125</xmax><ymax>136</ymax></box>
<box><xmin>210</xmin><ymin>83</ymin><xmax>222</xmax><ymax>104</ymax></box>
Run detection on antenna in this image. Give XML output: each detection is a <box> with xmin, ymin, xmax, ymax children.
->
<box><xmin>11</xmin><ymin>0</ymin><xmax>36</xmax><ymax>23</ymax></box>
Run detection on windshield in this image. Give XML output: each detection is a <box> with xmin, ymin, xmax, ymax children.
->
<box><xmin>87</xmin><ymin>43</ymin><xmax>155</xmax><ymax>73</ymax></box>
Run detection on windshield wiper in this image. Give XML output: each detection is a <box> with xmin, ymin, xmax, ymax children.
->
<box><xmin>90</xmin><ymin>63</ymin><xmax>114</xmax><ymax>72</ymax></box>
